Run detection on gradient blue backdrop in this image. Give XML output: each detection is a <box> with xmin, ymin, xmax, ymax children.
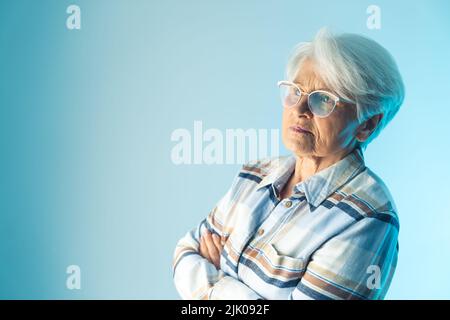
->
<box><xmin>1</xmin><ymin>0</ymin><xmax>449</xmax><ymax>299</ymax></box>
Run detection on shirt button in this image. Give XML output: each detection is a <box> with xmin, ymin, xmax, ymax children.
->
<box><xmin>258</xmin><ymin>229</ymin><xmax>265</xmax><ymax>236</ymax></box>
<box><xmin>284</xmin><ymin>200</ymin><xmax>293</xmax><ymax>208</ymax></box>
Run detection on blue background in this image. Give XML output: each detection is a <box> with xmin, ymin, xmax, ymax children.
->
<box><xmin>1</xmin><ymin>0</ymin><xmax>449</xmax><ymax>299</ymax></box>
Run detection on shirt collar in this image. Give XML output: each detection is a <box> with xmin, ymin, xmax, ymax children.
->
<box><xmin>256</xmin><ymin>147</ymin><xmax>366</xmax><ymax>208</ymax></box>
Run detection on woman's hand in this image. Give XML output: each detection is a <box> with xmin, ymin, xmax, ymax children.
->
<box><xmin>199</xmin><ymin>230</ymin><xmax>226</xmax><ymax>269</ymax></box>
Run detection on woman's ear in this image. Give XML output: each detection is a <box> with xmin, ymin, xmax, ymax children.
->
<box><xmin>356</xmin><ymin>114</ymin><xmax>383</xmax><ymax>143</ymax></box>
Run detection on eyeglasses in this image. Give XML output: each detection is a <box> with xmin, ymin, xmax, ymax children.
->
<box><xmin>277</xmin><ymin>80</ymin><xmax>354</xmax><ymax>118</ymax></box>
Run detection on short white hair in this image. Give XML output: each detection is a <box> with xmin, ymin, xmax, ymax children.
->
<box><xmin>285</xmin><ymin>28</ymin><xmax>405</xmax><ymax>149</ymax></box>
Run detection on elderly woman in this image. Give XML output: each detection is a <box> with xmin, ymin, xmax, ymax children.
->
<box><xmin>172</xmin><ymin>28</ymin><xmax>404</xmax><ymax>300</ymax></box>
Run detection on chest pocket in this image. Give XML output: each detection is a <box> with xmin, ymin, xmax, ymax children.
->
<box><xmin>263</xmin><ymin>243</ymin><xmax>306</xmax><ymax>281</ymax></box>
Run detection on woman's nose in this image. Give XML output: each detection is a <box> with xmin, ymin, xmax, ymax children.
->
<box><xmin>293</xmin><ymin>94</ymin><xmax>312</xmax><ymax>118</ymax></box>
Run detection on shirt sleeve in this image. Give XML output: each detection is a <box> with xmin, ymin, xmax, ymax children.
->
<box><xmin>288</xmin><ymin>214</ymin><xmax>399</xmax><ymax>300</ymax></box>
<box><xmin>172</xmin><ymin>166</ymin><xmax>264</xmax><ymax>300</ymax></box>
<box><xmin>172</xmin><ymin>212</ymin><xmax>226</xmax><ymax>300</ymax></box>
<box><xmin>208</xmin><ymin>275</ymin><xmax>263</xmax><ymax>300</ymax></box>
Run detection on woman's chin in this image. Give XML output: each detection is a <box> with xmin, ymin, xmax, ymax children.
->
<box><xmin>284</xmin><ymin>140</ymin><xmax>314</xmax><ymax>156</ymax></box>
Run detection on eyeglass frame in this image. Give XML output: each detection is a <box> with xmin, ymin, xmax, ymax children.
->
<box><xmin>277</xmin><ymin>80</ymin><xmax>356</xmax><ymax>118</ymax></box>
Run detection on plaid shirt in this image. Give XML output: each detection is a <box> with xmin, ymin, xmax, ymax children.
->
<box><xmin>172</xmin><ymin>147</ymin><xmax>399</xmax><ymax>300</ymax></box>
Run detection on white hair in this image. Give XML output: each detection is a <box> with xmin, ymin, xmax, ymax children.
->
<box><xmin>285</xmin><ymin>28</ymin><xmax>405</xmax><ymax>149</ymax></box>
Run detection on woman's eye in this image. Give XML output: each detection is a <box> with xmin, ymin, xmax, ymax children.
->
<box><xmin>320</xmin><ymin>94</ymin><xmax>332</xmax><ymax>103</ymax></box>
<box><xmin>288</xmin><ymin>88</ymin><xmax>298</xmax><ymax>96</ymax></box>
<box><xmin>290</xmin><ymin>87</ymin><xmax>301</xmax><ymax>96</ymax></box>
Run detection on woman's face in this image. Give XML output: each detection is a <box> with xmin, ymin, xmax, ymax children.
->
<box><xmin>282</xmin><ymin>59</ymin><xmax>361</xmax><ymax>158</ymax></box>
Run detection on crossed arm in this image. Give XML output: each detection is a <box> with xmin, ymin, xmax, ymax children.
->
<box><xmin>172</xmin><ymin>214</ymin><xmax>266</xmax><ymax>300</ymax></box>
<box><xmin>173</xmin><ymin>213</ymin><xmax>398</xmax><ymax>300</ymax></box>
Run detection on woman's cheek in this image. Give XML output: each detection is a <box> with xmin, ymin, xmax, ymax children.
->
<box><xmin>317</xmin><ymin>125</ymin><xmax>338</xmax><ymax>151</ymax></box>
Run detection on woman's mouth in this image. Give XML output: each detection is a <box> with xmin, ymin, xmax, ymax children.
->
<box><xmin>289</xmin><ymin>125</ymin><xmax>312</xmax><ymax>135</ymax></box>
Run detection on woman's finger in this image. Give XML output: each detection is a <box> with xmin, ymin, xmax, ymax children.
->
<box><xmin>212</xmin><ymin>234</ymin><xmax>223</xmax><ymax>251</ymax></box>
<box><xmin>199</xmin><ymin>236</ymin><xmax>210</xmax><ymax>261</ymax></box>
<box><xmin>203</xmin><ymin>232</ymin><xmax>220</xmax><ymax>267</ymax></box>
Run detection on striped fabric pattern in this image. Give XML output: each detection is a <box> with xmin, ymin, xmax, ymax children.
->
<box><xmin>172</xmin><ymin>147</ymin><xmax>399</xmax><ymax>300</ymax></box>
